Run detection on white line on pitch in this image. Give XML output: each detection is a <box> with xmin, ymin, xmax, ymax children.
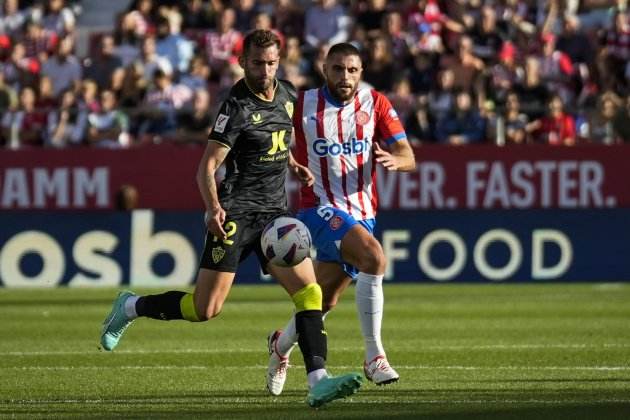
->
<box><xmin>3</xmin><ymin>365</ymin><xmax>630</xmax><ymax>371</ymax></box>
<box><xmin>3</xmin><ymin>398</ymin><xmax>630</xmax><ymax>405</ymax></box>
<box><xmin>2</xmin><ymin>343</ymin><xmax>629</xmax><ymax>356</ymax></box>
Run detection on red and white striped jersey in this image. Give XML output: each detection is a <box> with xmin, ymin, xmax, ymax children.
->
<box><xmin>294</xmin><ymin>86</ymin><xmax>407</xmax><ymax>220</ymax></box>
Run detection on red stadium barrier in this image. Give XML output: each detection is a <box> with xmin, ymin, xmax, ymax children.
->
<box><xmin>0</xmin><ymin>144</ymin><xmax>628</xmax><ymax>210</ymax></box>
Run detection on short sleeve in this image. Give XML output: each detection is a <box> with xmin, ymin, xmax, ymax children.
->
<box><xmin>373</xmin><ymin>90</ymin><xmax>407</xmax><ymax>145</ymax></box>
<box><xmin>208</xmin><ymin>98</ymin><xmax>244</xmax><ymax>149</ymax></box>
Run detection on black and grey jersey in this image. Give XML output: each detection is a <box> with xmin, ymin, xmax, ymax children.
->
<box><xmin>209</xmin><ymin>78</ymin><xmax>296</xmax><ymax>214</ymax></box>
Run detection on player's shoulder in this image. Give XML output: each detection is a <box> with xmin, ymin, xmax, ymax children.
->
<box><xmin>277</xmin><ymin>79</ymin><xmax>297</xmax><ymax>101</ymax></box>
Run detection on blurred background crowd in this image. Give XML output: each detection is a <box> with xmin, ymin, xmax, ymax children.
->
<box><xmin>0</xmin><ymin>0</ymin><xmax>629</xmax><ymax>149</ymax></box>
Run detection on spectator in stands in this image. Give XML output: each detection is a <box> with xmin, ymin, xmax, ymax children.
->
<box><xmin>599</xmin><ymin>10</ymin><xmax>629</xmax><ymax>93</ymax></box>
<box><xmin>383</xmin><ymin>11</ymin><xmax>412</xmax><ymax>73</ymax></box>
<box><xmin>388</xmin><ymin>77</ymin><xmax>416</xmax><ymax>125</ymax></box>
<box><xmin>408</xmin><ymin>52</ymin><xmax>436</xmax><ymax>95</ymax></box>
<box><xmin>181</xmin><ymin>0</ymin><xmax>216</xmax><ymax>30</ymax></box>
<box><xmin>126</xmin><ymin>0</ymin><xmax>156</xmax><ymax>38</ymax></box>
<box><xmin>155</xmin><ymin>11</ymin><xmax>194</xmax><ymax>74</ymax></box>
<box><xmin>1</xmin><ymin>86</ymin><xmax>46</xmax><ymax>148</ymax></box>
<box><xmin>613</xmin><ymin>96</ymin><xmax>630</xmax><ymax>142</ymax></box>
<box><xmin>41</xmin><ymin>0</ymin><xmax>76</xmax><ymax>35</ymax></box>
<box><xmin>87</xmin><ymin>89</ymin><xmax>131</xmax><ymax>148</ymax></box>
<box><xmin>203</xmin><ymin>7</ymin><xmax>242</xmax><ymax>77</ymax></box>
<box><xmin>138</xmin><ymin>68</ymin><xmax>192</xmax><ymax>140</ymax></box>
<box><xmin>0</xmin><ymin>72</ymin><xmax>18</xmax><ymax>115</ymax></box>
<box><xmin>81</xmin><ymin>79</ymin><xmax>100</xmax><ymax>113</ymax></box>
<box><xmin>471</xmin><ymin>6</ymin><xmax>504</xmax><ymax>63</ymax></box>
<box><xmin>355</xmin><ymin>0</ymin><xmax>388</xmax><ymax>37</ymax></box>
<box><xmin>405</xmin><ymin>94</ymin><xmax>432</xmax><ymax>144</ymax></box>
<box><xmin>46</xmin><ymin>88</ymin><xmax>87</xmax><ymax>148</ymax></box>
<box><xmin>502</xmin><ymin>91</ymin><xmax>529</xmax><ymax>145</ymax></box>
<box><xmin>116</xmin><ymin>61</ymin><xmax>148</xmax><ymax>112</ymax></box>
<box><xmin>23</xmin><ymin>19</ymin><xmax>58</xmax><ymax>61</ymax></box>
<box><xmin>539</xmin><ymin>32</ymin><xmax>575</xmax><ymax>104</ymax></box>
<box><xmin>304</xmin><ymin>0</ymin><xmax>351</xmax><ymax>50</ymax></box>
<box><xmin>0</xmin><ymin>0</ymin><xmax>28</xmax><ymax>38</ymax></box>
<box><xmin>440</xmin><ymin>35</ymin><xmax>484</xmax><ymax>93</ymax></box>
<box><xmin>363</xmin><ymin>36</ymin><xmax>395</xmax><ymax>92</ymax></box>
<box><xmin>583</xmin><ymin>96</ymin><xmax>620</xmax><ymax>144</ymax></box>
<box><xmin>280</xmin><ymin>36</ymin><xmax>310</xmax><ymax>87</ymax></box>
<box><xmin>136</xmin><ymin>35</ymin><xmax>172</xmax><ymax>84</ymax></box>
<box><xmin>113</xmin><ymin>11</ymin><xmax>142</xmax><ymax>67</ymax></box>
<box><xmin>234</xmin><ymin>0</ymin><xmax>258</xmax><ymax>33</ymax></box>
<box><xmin>41</xmin><ymin>34</ymin><xmax>82</xmax><ymax>98</ymax></box>
<box><xmin>528</xmin><ymin>94</ymin><xmax>576</xmax><ymax>145</ymax></box>
<box><xmin>175</xmin><ymin>89</ymin><xmax>214</xmax><ymax>144</ymax></box>
<box><xmin>179</xmin><ymin>55</ymin><xmax>211</xmax><ymax>91</ymax></box>
<box><xmin>84</xmin><ymin>35</ymin><xmax>123</xmax><ymax>90</ymax></box>
<box><xmin>489</xmin><ymin>41</ymin><xmax>521</xmax><ymax>106</ymax></box>
<box><xmin>428</xmin><ymin>68</ymin><xmax>456</xmax><ymax>124</ymax></box>
<box><xmin>274</xmin><ymin>0</ymin><xmax>305</xmax><ymax>40</ymax></box>
<box><xmin>435</xmin><ymin>90</ymin><xmax>486</xmax><ymax>144</ymax></box>
<box><xmin>36</xmin><ymin>75</ymin><xmax>58</xmax><ymax>114</ymax></box>
<box><xmin>515</xmin><ymin>56</ymin><xmax>550</xmax><ymax>120</ymax></box>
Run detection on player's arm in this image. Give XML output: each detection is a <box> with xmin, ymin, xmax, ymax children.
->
<box><xmin>374</xmin><ymin>139</ymin><xmax>416</xmax><ymax>172</ymax></box>
<box><xmin>196</xmin><ymin>140</ymin><xmax>230</xmax><ymax>239</ymax></box>
<box><xmin>288</xmin><ymin>149</ymin><xmax>314</xmax><ymax>187</ymax></box>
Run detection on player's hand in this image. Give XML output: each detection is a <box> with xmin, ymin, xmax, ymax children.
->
<box><xmin>374</xmin><ymin>142</ymin><xmax>400</xmax><ymax>171</ymax></box>
<box><xmin>205</xmin><ymin>207</ymin><xmax>227</xmax><ymax>239</ymax></box>
<box><xmin>292</xmin><ymin>163</ymin><xmax>315</xmax><ymax>187</ymax></box>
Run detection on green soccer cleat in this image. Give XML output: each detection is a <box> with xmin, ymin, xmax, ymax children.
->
<box><xmin>100</xmin><ymin>291</ymin><xmax>135</xmax><ymax>351</ymax></box>
<box><xmin>306</xmin><ymin>373</ymin><xmax>363</xmax><ymax>408</ymax></box>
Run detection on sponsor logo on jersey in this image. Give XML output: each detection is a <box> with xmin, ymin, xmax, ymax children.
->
<box><xmin>212</xmin><ymin>246</ymin><xmax>225</xmax><ymax>263</ymax></box>
<box><xmin>214</xmin><ymin>114</ymin><xmax>229</xmax><ymax>133</ymax></box>
<box><xmin>312</xmin><ymin>137</ymin><xmax>369</xmax><ymax>157</ymax></box>
<box><xmin>356</xmin><ymin>110</ymin><xmax>370</xmax><ymax>125</ymax></box>
<box><xmin>329</xmin><ymin>215</ymin><xmax>344</xmax><ymax>230</ymax></box>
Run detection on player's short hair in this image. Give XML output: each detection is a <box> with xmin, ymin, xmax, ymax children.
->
<box><xmin>242</xmin><ymin>29</ymin><xmax>281</xmax><ymax>57</ymax></box>
<box><xmin>327</xmin><ymin>43</ymin><xmax>362</xmax><ymax>61</ymax></box>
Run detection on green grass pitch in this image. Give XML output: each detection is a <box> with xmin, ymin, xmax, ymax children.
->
<box><xmin>1</xmin><ymin>283</ymin><xmax>629</xmax><ymax>419</ymax></box>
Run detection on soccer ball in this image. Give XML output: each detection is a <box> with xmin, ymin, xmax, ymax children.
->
<box><xmin>261</xmin><ymin>217</ymin><xmax>312</xmax><ymax>267</ymax></box>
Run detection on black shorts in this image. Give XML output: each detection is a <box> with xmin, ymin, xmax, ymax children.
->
<box><xmin>199</xmin><ymin>210</ymin><xmax>289</xmax><ymax>273</ymax></box>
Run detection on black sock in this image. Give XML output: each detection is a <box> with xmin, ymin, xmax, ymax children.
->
<box><xmin>295</xmin><ymin>310</ymin><xmax>327</xmax><ymax>373</ymax></box>
<box><xmin>135</xmin><ymin>291</ymin><xmax>186</xmax><ymax>320</ymax></box>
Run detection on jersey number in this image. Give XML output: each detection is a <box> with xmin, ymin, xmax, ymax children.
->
<box><xmin>268</xmin><ymin>130</ymin><xmax>287</xmax><ymax>155</ymax></box>
<box><xmin>213</xmin><ymin>221</ymin><xmax>237</xmax><ymax>245</ymax></box>
<box><xmin>317</xmin><ymin>206</ymin><xmax>334</xmax><ymax>221</ymax></box>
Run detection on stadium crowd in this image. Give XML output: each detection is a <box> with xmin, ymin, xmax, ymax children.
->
<box><xmin>0</xmin><ymin>0</ymin><xmax>629</xmax><ymax>148</ymax></box>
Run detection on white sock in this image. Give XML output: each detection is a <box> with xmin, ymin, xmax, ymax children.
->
<box><xmin>355</xmin><ymin>272</ymin><xmax>385</xmax><ymax>362</ymax></box>
<box><xmin>277</xmin><ymin>312</ymin><xmax>328</xmax><ymax>356</ymax></box>
<box><xmin>124</xmin><ymin>295</ymin><xmax>139</xmax><ymax>319</ymax></box>
<box><xmin>307</xmin><ymin>368</ymin><xmax>328</xmax><ymax>389</ymax></box>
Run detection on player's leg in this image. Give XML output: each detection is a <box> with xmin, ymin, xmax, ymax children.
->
<box><xmin>273</xmin><ymin>261</ymin><xmax>350</xmax><ymax>357</ymax></box>
<box><xmin>100</xmin><ymin>217</ymin><xmax>242</xmax><ymax>351</ymax></box>
<box><xmin>339</xmin><ymin>224</ymin><xmax>399</xmax><ymax>385</ymax></box>
<box><xmin>267</xmin><ymin>259</ymin><xmax>362</xmax><ymax>407</ymax></box>
<box><xmin>100</xmin><ymin>268</ymin><xmax>235</xmax><ymax>351</ymax></box>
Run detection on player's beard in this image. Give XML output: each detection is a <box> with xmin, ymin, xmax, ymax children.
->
<box><xmin>246</xmin><ymin>75</ymin><xmax>273</xmax><ymax>95</ymax></box>
<box><xmin>329</xmin><ymin>81</ymin><xmax>358</xmax><ymax>104</ymax></box>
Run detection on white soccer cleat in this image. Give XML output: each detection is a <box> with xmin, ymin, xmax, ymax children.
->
<box><xmin>266</xmin><ymin>330</ymin><xmax>289</xmax><ymax>396</ymax></box>
<box><xmin>363</xmin><ymin>355</ymin><xmax>400</xmax><ymax>385</ymax></box>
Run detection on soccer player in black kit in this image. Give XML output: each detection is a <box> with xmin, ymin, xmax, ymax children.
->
<box><xmin>100</xmin><ymin>29</ymin><xmax>362</xmax><ymax>408</ymax></box>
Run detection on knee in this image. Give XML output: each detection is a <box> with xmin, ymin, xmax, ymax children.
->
<box><xmin>196</xmin><ymin>301</ymin><xmax>223</xmax><ymax>321</ymax></box>
<box><xmin>355</xmin><ymin>240</ymin><xmax>386</xmax><ymax>274</ymax></box>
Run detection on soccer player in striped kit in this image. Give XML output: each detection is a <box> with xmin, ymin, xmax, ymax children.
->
<box><xmin>267</xmin><ymin>42</ymin><xmax>416</xmax><ymax>395</ymax></box>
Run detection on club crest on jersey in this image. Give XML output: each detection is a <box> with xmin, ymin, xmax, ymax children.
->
<box><xmin>212</xmin><ymin>246</ymin><xmax>225</xmax><ymax>264</ymax></box>
<box><xmin>284</xmin><ymin>101</ymin><xmax>294</xmax><ymax>118</ymax></box>
<box><xmin>252</xmin><ymin>113</ymin><xmax>263</xmax><ymax>124</ymax></box>
<box><xmin>214</xmin><ymin>114</ymin><xmax>229</xmax><ymax>133</ymax></box>
<box><xmin>329</xmin><ymin>216</ymin><xmax>344</xmax><ymax>230</ymax></box>
<box><xmin>356</xmin><ymin>111</ymin><xmax>370</xmax><ymax>125</ymax></box>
